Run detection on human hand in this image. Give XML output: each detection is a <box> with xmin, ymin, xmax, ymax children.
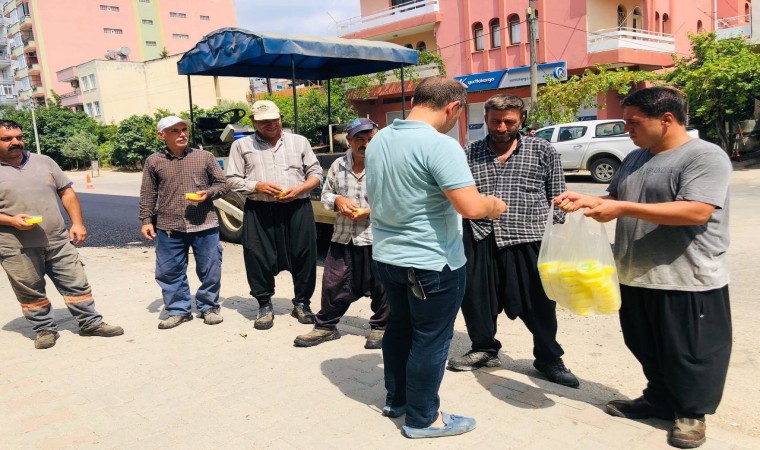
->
<box><xmin>186</xmin><ymin>191</ymin><xmax>208</xmax><ymax>203</ymax></box>
<box><xmin>69</xmin><ymin>223</ymin><xmax>88</xmax><ymax>245</ymax></box>
<box><xmin>553</xmin><ymin>191</ymin><xmax>603</xmax><ymax>212</ymax></box>
<box><xmin>141</xmin><ymin>223</ymin><xmax>156</xmax><ymax>240</ymax></box>
<box><xmin>583</xmin><ymin>199</ymin><xmax>622</xmax><ymax>223</ymax></box>
<box><xmin>485</xmin><ymin>196</ymin><xmax>508</xmax><ymax>219</ymax></box>
<box><xmin>335</xmin><ymin>196</ymin><xmax>359</xmax><ymax>217</ymax></box>
<box><xmin>255</xmin><ymin>181</ymin><xmax>285</xmax><ymax>198</ymax></box>
<box><xmin>350</xmin><ymin>208</ymin><xmax>370</xmax><ymax>221</ymax></box>
<box><xmin>10</xmin><ymin>214</ymin><xmax>35</xmax><ymax>231</ymax></box>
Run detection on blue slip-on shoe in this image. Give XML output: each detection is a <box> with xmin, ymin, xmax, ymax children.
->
<box><xmin>402</xmin><ymin>412</ymin><xmax>476</xmax><ymax>439</ymax></box>
<box><xmin>382</xmin><ymin>404</ymin><xmax>407</xmax><ymax>418</ymax></box>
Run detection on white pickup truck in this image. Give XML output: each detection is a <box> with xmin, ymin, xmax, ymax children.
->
<box><xmin>536</xmin><ymin>119</ymin><xmax>699</xmax><ymax>183</ymax></box>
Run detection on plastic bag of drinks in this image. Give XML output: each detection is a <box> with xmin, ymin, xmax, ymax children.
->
<box><xmin>537</xmin><ymin>206</ymin><xmax>621</xmax><ymax>315</ymax></box>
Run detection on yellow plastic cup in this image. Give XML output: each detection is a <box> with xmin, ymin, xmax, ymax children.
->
<box><xmin>25</xmin><ymin>216</ymin><xmax>43</xmax><ymax>224</ymax></box>
<box><xmin>276</xmin><ymin>190</ymin><xmax>287</xmax><ymax>198</ymax></box>
<box><xmin>185</xmin><ymin>193</ymin><xmax>201</xmax><ymax>200</ymax></box>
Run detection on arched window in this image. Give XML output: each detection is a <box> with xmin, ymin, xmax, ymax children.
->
<box><xmin>617</xmin><ymin>5</ymin><xmax>627</xmax><ymax>28</ymax></box>
<box><xmin>404</xmin><ymin>43</ymin><xmax>413</xmax><ymax>49</ymax></box>
<box><xmin>473</xmin><ymin>22</ymin><xmax>484</xmax><ymax>51</ymax></box>
<box><xmin>508</xmin><ymin>14</ymin><xmax>521</xmax><ymax>45</ymax></box>
<box><xmin>746</xmin><ymin>3</ymin><xmax>751</xmax><ymax>21</ymax></box>
<box><xmin>416</xmin><ymin>41</ymin><xmax>426</xmax><ymax>52</ymax></box>
<box><xmin>632</xmin><ymin>8</ymin><xmax>642</xmax><ymax>30</ymax></box>
<box><xmin>662</xmin><ymin>13</ymin><xmax>670</xmax><ymax>34</ymax></box>
<box><xmin>490</xmin><ymin>18</ymin><xmax>501</xmax><ymax>48</ymax></box>
<box><xmin>655</xmin><ymin>12</ymin><xmax>660</xmax><ymax>33</ymax></box>
<box><xmin>697</xmin><ymin>20</ymin><xmax>703</xmax><ymax>33</ymax></box>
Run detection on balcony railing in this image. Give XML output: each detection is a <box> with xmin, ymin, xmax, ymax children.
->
<box><xmin>57</xmin><ymin>66</ymin><xmax>78</xmax><ymax>82</ymax></box>
<box><xmin>337</xmin><ymin>0</ymin><xmax>439</xmax><ymax>36</ymax></box>
<box><xmin>587</xmin><ymin>27</ymin><xmax>675</xmax><ymax>54</ymax></box>
<box><xmin>716</xmin><ymin>14</ymin><xmax>751</xmax><ymax>39</ymax></box>
<box><xmin>60</xmin><ymin>88</ymin><xmax>82</xmax><ymax>108</ymax></box>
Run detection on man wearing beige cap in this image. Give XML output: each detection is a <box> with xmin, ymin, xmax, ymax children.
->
<box><xmin>226</xmin><ymin>100</ymin><xmax>322</xmax><ymax>330</ymax></box>
<box><xmin>139</xmin><ymin>115</ymin><xmax>228</xmax><ymax>329</ymax></box>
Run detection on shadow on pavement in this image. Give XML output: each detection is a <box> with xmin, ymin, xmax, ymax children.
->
<box><xmin>3</xmin><ymin>308</ymin><xmax>80</xmax><ymax>339</ymax></box>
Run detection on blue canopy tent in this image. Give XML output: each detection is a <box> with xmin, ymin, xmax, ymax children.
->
<box><xmin>177</xmin><ymin>28</ymin><xmax>420</xmax><ymax>134</ymax></box>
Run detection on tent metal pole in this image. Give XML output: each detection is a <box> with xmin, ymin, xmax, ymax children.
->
<box><xmin>400</xmin><ymin>64</ymin><xmax>406</xmax><ymax>118</ymax></box>
<box><xmin>327</xmin><ymin>79</ymin><xmax>332</xmax><ymax>126</ymax></box>
<box><xmin>291</xmin><ymin>55</ymin><xmax>299</xmax><ymax>134</ymax></box>
<box><xmin>187</xmin><ymin>75</ymin><xmax>195</xmax><ymax>146</ymax></box>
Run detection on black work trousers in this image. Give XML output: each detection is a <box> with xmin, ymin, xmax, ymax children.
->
<box><xmin>242</xmin><ymin>198</ymin><xmax>317</xmax><ymax>307</ymax></box>
<box><xmin>619</xmin><ymin>284</ymin><xmax>732</xmax><ymax>418</ymax></box>
<box><xmin>461</xmin><ymin>225</ymin><xmax>563</xmax><ymax>363</ymax></box>
<box><xmin>315</xmin><ymin>241</ymin><xmax>388</xmax><ymax>330</ymax></box>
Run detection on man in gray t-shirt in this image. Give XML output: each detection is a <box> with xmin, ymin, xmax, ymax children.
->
<box><xmin>555</xmin><ymin>87</ymin><xmax>731</xmax><ymax>449</ymax></box>
<box><xmin>0</xmin><ymin>120</ymin><xmax>124</xmax><ymax>350</ymax></box>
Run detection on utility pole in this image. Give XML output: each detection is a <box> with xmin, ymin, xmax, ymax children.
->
<box><xmin>527</xmin><ymin>0</ymin><xmax>538</xmax><ymax>122</ymax></box>
<box><xmin>30</xmin><ymin>104</ymin><xmax>41</xmax><ymax>154</ymax></box>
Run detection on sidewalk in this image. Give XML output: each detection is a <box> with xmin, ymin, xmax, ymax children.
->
<box><xmin>1</xmin><ymin>241</ymin><xmax>758</xmax><ymax>450</ymax></box>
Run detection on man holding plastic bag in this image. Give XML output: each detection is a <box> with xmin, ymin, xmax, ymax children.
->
<box><xmin>447</xmin><ymin>94</ymin><xmax>580</xmax><ymax>389</ymax></box>
<box><xmin>555</xmin><ymin>87</ymin><xmax>732</xmax><ymax>449</ymax></box>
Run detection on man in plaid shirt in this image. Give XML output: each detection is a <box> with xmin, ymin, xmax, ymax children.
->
<box><xmin>139</xmin><ymin>116</ymin><xmax>228</xmax><ymax>329</ymax></box>
<box><xmin>294</xmin><ymin>118</ymin><xmax>388</xmax><ymax>349</ymax></box>
<box><xmin>447</xmin><ymin>95</ymin><xmax>580</xmax><ymax>388</ymax></box>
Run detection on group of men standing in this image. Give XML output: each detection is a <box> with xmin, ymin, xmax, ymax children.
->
<box><xmin>0</xmin><ymin>77</ymin><xmax>731</xmax><ymax>448</ymax></box>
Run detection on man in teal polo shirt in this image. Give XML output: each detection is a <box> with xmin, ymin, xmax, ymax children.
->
<box><xmin>366</xmin><ymin>76</ymin><xmax>507</xmax><ymax>439</ymax></box>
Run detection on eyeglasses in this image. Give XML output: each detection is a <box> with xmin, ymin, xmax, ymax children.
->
<box><xmin>407</xmin><ymin>268</ymin><xmax>427</xmax><ymax>300</ymax></box>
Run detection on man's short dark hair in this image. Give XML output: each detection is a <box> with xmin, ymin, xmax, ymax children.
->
<box><xmin>412</xmin><ymin>76</ymin><xmax>467</xmax><ymax>110</ymax></box>
<box><xmin>0</xmin><ymin>120</ymin><xmax>22</xmax><ymax>131</ymax></box>
<box><xmin>621</xmin><ymin>86</ymin><xmax>687</xmax><ymax>124</ymax></box>
<box><xmin>484</xmin><ymin>95</ymin><xmax>525</xmax><ymax>116</ymax></box>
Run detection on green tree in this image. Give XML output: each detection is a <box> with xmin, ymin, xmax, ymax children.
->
<box><xmin>61</xmin><ymin>131</ymin><xmax>99</xmax><ymax>169</ymax></box>
<box><xmin>666</xmin><ymin>33</ymin><xmax>760</xmax><ymax>151</ymax></box>
<box><xmin>532</xmin><ymin>65</ymin><xmax>662</xmax><ymax>126</ymax></box>
<box><xmin>110</xmin><ymin>115</ymin><xmax>163</xmax><ymax>167</ymax></box>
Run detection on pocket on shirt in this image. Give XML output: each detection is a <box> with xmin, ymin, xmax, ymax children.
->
<box><xmin>192</xmin><ymin>175</ymin><xmax>210</xmax><ymax>190</ymax></box>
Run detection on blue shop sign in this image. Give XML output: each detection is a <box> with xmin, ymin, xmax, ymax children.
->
<box><xmin>456</xmin><ymin>61</ymin><xmax>567</xmax><ymax>92</ymax></box>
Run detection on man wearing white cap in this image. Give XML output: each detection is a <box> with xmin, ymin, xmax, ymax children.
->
<box><xmin>226</xmin><ymin>100</ymin><xmax>323</xmax><ymax>330</ymax></box>
<box><xmin>139</xmin><ymin>115</ymin><xmax>228</xmax><ymax>329</ymax></box>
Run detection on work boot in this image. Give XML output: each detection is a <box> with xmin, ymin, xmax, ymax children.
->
<box><xmin>533</xmin><ymin>358</ymin><xmax>580</xmax><ymax>388</ymax></box>
<box><xmin>606</xmin><ymin>396</ymin><xmax>674</xmax><ymax>420</ymax></box>
<box><xmin>157</xmin><ymin>314</ymin><xmax>193</xmax><ymax>330</ymax></box>
<box><xmin>254</xmin><ymin>303</ymin><xmax>274</xmax><ymax>330</ymax></box>
<box><xmin>80</xmin><ymin>322</ymin><xmax>125</xmax><ymax>336</ymax></box>
<box><xmin>668</xmin><ymin>417</ymin><xmax>706</xmax><ymax>448</ymax></box>
<box><xmin>294</xmin><ymin>327</ymin><xmax>340</xmax><ymax>347</ymax></box>
<box><xmin>291</xmin><ymin>303</ymin><xmax>315</xmax><ymax>324</ymax></box>
<box><xmin>202</xmin><ymin>308</ymin><xmax>223</xmax><ymax>325</ymax></box>
<box><xmin>364</xmin><ymin>328</ymin><xmax>384</xmax><ymax>350</ymax></box>
<box><xmin>447</xmin><ymin>351</ymin><xmax>500</xmax><ymax>371</ymax></box>
<box><xmin>34</xmin><ymin>330</ymin><xmax>59</xmax><ymax>349</ymax></box>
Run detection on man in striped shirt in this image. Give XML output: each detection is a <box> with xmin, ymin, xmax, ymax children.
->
<box><xmin>294</xmin><ymin>118</ymin><xmax>388</xmax><ymax>349</ymax></box>
<box><xmin>226</xmin><ymin>100</ymin><xmax>323</xmax><ymax>330</ymax></box>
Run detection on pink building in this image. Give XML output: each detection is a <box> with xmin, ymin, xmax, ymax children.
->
<box><xmin>3</xmin><ymin>0</ymin><xmax>236</xmax><ymax>107</ymax></box>
<box><xmin>338</xmin><ymin>0</ymin><xmax>752</xmax><ymax>142</ymax></box>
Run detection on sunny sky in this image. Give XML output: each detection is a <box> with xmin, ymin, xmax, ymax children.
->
<box><xmin>234</xmin><ymin>0</ymin><xmax>361</xmax><ymax>37</ymax></box>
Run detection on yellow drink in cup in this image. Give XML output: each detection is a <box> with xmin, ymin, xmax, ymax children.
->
<box><xmin>185</xmin><ymin>193</ymin><xmax>201</xmax><ymax>200</ymax></box>
<box><xmin>25</xmin><ymin>216</ymin><xmax>43</xmax><ymax>224</ymax></box>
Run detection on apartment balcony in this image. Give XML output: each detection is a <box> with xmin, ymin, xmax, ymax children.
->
<box><xmin>716</xmin><ymin>15</ymin><xmax>751</xmax><ymax>39</ymax></box>
<box><xmin>27</xmin><ymin>62</ymin><xmax>38</xmax><ymax>75</ymax></box>
<box><xmin>21</xmin><ymin>35</ymin><xmax>34</xmax><ymax>51</ymax></box>
<box><xmin>337</xmin><ymin>0</ymin><xmax>441</xmax><ymax>40</ymax></box>
<box><xmin>19</xmin><ymin>14</ymin><xmax>31</xmax><ymax>30</ymax></box>
<box><xmin>14</xmin><ymin>65</ymin><xmax>27</xmax><ymax>80</ymax></box>
<box><xmin>0</xmin><ymin>54</ymin><xmax>10</xmax><ymax>66</ymax></box>
<box><xmin>7</xmin><ymin>21</ymin><xmax>19</xmax><ymax>37</ymax></box>
<box><xmin>56</xmin><ymin>66</ymin><xmax>78</xmax><ymax>82</ymax></box>
<box><xmin>587</xmin><ymin>27</ymin><xmax>675</xmax><ymax>69</ymax></box>
<box><xmin>0</xmin><ymin>94</ymin><xmax>17</xmax><ymax>105</ymax></box>
<box><xmin>60</xmin><ymin>88</ymin><xmax>82</xmax><ymax>108</ymax></box>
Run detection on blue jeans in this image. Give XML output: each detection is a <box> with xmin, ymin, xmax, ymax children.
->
<box><xmin>373</xmin><ymin>261</ymin><xmax>466</xmax><ymax>428</ymax></box>
<box><xmin>0</xmin><ymin>242</ymin><xmax>102</xmax><ymax>332</ymax></box>
<box><xmin>155</xmin><ymin>228</ymin><xmax>223</xmax><ymax>316</ymax></box>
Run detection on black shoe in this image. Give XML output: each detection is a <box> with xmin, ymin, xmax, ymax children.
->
<box><xmin>533</xmin><ymin>358</ymin><xmax>580</xmax><ymax>388</ymax></box>
<box><xmin>254</xmin><ymin>303</ymin><xmax>274</xmax><ymax>330</ymax></box>
<box><xmin>291</xmin><ymin>303</ymin><xmax>315</xmax><ymax>324</ymax></box>
<box><xmin>606</xmin><ymin>396</ymin><xmax>674</xmax><ymax>420</ymax></box>
<box><xmin>447</xmin><ymin>351</ymin><xmax>501</xmax><ymax>371</ymax></box>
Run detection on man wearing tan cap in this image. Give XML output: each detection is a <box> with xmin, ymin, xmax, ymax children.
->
<box><xmin>226</xmin><ymin>100</ymin><xmax>322</xmax><ymax>330</ymax></box>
